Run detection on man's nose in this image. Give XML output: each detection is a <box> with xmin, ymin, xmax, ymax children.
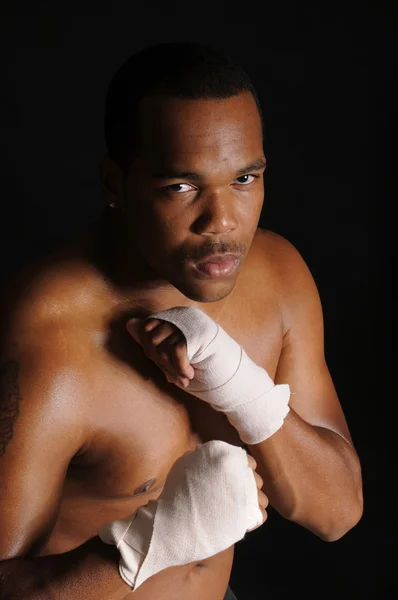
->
<box><xmin>192</xmin><ymin>191</ymin><xmax>238</xmax><ymax>237</ymax></box>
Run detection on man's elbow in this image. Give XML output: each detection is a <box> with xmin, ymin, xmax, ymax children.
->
<box><xmin>292</xmin><ymin>486</ymin><xmax>364</xmax><ymax>542</ymax></box>
<box><xmin>317</xmin><ymin>498</ymin><xmax>364</xmax><ymax>542</ymax></box>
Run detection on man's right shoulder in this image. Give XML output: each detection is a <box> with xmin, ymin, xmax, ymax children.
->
<box><xmin>0</xmin><ymin>257</ymin><xmax>104</xmax><ymax>399</ymax></box>
<box><xmin>0</xmin><ymin>259</ymin><xmax>105</xmax><ymax>459</ymax></box>
<box><xmin>2</xmin><ymin>252</ymin><xmax>104</xmax><ymax>327</ymax></box>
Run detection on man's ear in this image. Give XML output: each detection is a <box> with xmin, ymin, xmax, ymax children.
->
<box><xmin>98</xmin><ymin>152</ymin><xmax>124</xmax><ymax>208</ymax></box>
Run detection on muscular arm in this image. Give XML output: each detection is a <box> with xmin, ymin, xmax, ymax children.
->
<box><xmin>0</xmin><ymin>536</ymin><xmax>210</xmax><ymax>600</ymax></box>
<box><xmin>0</xmin><ymin>296</ymin><xmax>201</xmax><ymax>599</ymax></box>
<box><xmin>248</xmin><ymin>233</ymin><xmax>363</xmax><ymax>541</ymax></box>
<box><xmin>0</xmin><ymin>538</ymin><xmax>131</xmax><ymax>600</ymax></box>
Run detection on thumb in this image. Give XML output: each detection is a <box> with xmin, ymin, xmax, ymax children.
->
<box><xmin>126</xmin><ymin>318</ymin><xmax>144</xmax><ymax>344</ymax></box>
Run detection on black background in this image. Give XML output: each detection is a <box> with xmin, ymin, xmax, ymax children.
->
<box><xmin>0</xmin><ymin>2</ymin><xmax>396</xmax><ymax>598</ymax></box>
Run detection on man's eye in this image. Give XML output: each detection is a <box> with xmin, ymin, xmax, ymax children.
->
<box><xmin>235</xmin><ymin>174</ymin><xmax>257</xmax><ymax>185</ymax></box>
<box><xmin>165</xmin><ymin>183</ymin><xmax>195</xmax><ymax>193</ymax></box>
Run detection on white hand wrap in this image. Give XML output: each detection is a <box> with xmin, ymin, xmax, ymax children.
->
<box><xmin>151</xmin><ymin>306</ymin><xmax>291</xmax><ymax>444</ymax></box>
<box><xmin>98</xmin><ymin>441</ymin><xmax>262</xmax><ymax>591</ymax></box>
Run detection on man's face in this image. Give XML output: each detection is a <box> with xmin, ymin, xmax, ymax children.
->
<box><xmin>120</xmin><ymin>91</ymin><xmax>265</xmax><ymax>303</ymax></box>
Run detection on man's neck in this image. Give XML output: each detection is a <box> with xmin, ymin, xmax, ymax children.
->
<box><xmin>87</xmin><ymin>208</ymin><xmax>196</xmax><ymax>314</ymax></box>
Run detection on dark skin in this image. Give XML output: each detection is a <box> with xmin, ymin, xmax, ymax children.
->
<box><xmin>0</xmin><ymin>91</ymin><xmax>362</xmax><ymax>599</ymax></box>
<box><xmin>100</xmin><ymin>91</ymin><xmax>266</xmax><ymax>304</ymax></box>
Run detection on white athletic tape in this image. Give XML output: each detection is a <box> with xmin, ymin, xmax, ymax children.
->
<box><xmin>150</xmin><ymin>306</ymin><xmax>291</xmax><ymax>444</ymax></box>
<box><xmin>99</xmin><ymin>441</ymin><xmax>263</xmax><ymax>590</ymax></box>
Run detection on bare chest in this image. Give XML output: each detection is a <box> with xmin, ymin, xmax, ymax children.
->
<box><xmin>48</xmin><ymin>284</ymin><xmax>283</xmax><ymax>553</ymax></box>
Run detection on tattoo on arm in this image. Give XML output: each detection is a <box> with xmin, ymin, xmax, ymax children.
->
<box><xmin>0</xmin><ymin>360</ymin><xmax>22</xmax><ymax>458</ymax></box>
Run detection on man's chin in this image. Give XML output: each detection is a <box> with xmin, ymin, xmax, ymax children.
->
<box><xmin>175</xmin><ymin>277</ymin><xmax>236</xmax><ymax>304</ymax></box>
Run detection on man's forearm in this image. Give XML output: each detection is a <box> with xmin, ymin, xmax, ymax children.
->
<box><xmin>248</xmin><ymin>408</ymin><xmax>363</xmax><ymax>541</ymax></box>
<box><xmin>0</xmin><ymin>536</ymin><xmax>224</xmax><ymax>600</ymax></box>
<box><xmin>0</xmin><ymin>537</ymin><xmax>130</xmax><ymax>600</ymax></box>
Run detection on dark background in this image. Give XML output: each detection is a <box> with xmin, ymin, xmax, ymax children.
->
<box><xmin>0</xmin><ymin>2</ymin><xmax>396</xmax><ymax>598</ymax></box>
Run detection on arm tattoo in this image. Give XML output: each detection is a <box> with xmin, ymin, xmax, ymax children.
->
<box><xmin>0</xmin><ymin>360</ymin><xmax>22</xmax><ymax>458</ymax></box>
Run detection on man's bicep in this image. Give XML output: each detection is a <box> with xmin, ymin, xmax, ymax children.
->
<box><xmin>273</xmin><ymin>241</ymin><xmax>353</xmax><ymax>444</ymax></box>
<box><xmin>0</xmin><ymin>352</ymin><xmax>86</xmax><ymax>559</ymax></box>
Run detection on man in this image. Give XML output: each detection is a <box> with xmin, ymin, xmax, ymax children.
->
<box><xmin>0</xmin><ymin>42</ymin><xmax>363</xmax><ymax>599</ymax></box>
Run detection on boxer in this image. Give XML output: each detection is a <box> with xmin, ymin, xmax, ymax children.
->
<box><xmin>0</xmin><ymin>41</ymin><xmax>362</xmax><ymax>600</ymax></box>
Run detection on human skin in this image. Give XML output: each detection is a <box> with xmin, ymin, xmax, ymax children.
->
<box><xmin>0</xmin><ymin>91</ymin><xmax>362</xmax><ymax>599</ymax></box>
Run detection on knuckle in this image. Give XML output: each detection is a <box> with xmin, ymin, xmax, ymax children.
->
<box><xmin>148</xmin><ymin>324</ymin><xmax>172</xmax><ymax>344</ymax></box>
<box><xmin>144</xmin><ymin>319</ymin><xmax>158</xmax><ymax>331</ymax></box>
<box><xmin>261</xmin><ymin>491</ymin><xmax>267</xmax><ymax>503</ymax></box>
<box><xmin>247</xmin><ymin>455</ymin><xmax>257</xmax><ymax>470</ymax></box>
<box><xmin>174</xmin><ymin>341</ymin><xmax>187</xmax><ymax>354</ymax></box>
<box><xmin>148</xmin><ymin>331</ymin><xmax>162</xmax><ymax>345</ymax></box>
<box><xmin>158</xmin><ymin>351</ymin><xmax>170</xmax><ymax>362</ymax></box>
<box><xmin>151</xmin><ymin>331</ymin><xmax>170</xmax><ymax>346</ymax></box>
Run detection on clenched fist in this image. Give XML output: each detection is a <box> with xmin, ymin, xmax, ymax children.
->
<box><xmin>246</xmin><ymin>452</ymin><xmax>268</xmax><ymax>531</ymax></box>
<box><xmin>127</xmin><ymin>316</ymin><xmax>194</xmax><ymax>388</ymax></box>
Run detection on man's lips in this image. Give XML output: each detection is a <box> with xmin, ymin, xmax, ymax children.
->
<box><xmin>198</xmin><ymin>253</ymin><xmax>240</xmax><ymax>264</ymax></box>
<box><xmin>192</xmin><ymin>254</ymin><xmax>241</xmax><ymax>278</ymax></box>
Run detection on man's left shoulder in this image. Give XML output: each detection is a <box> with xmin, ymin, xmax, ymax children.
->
<box><xmin>254</xmin><ymin>227</ymin><xmax>309</xmax><ymax>279</ymax></box>
<box><xmin>253</xmin><ymin>228</ymin><xmax>322</xmax><ymax>330</ymax></box>
<box><xmin>254</xmin><ymin>227</ymin><xmax>320</xmax><ymax>307</ymax></box>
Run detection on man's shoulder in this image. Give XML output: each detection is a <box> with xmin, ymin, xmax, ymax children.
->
<box><xmin>254</xmin><ymin>227</ymin><xmax>321</xmax><ymax>330</ymax></box>
<box><xmin>253</xmin><ymin>227</ymin><xmax>317</xmax><ymax>314</ymax></box>
<box><xmin>0</xmin><ymin>252</ymin><xmax>108</xmax><ymax>377</ymax></box>
<box><xmin>254</xmin><ymin>227</ymin><xmax>308</xmax><ymax>280</ymax></box>
<box><xmin>1</xmin><ymin>250</ymin><xmax>105</xmax><ymax>333</ymax></box>
<box><xmin>0</xmin><ymin>258</ymin><xmax>100</xmax><ymax>452</ymax></box>
<box><xmin>255</xmin><ymin>226</ymin><xmax>300</xmax><ymax>254</ymax></box>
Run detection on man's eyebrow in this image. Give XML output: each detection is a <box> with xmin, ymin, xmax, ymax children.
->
<box><xmin>152</xmin><ymin>157</ymin><xmax>267</xmax><ymax>181</ymax></box>
<box><xmin>236</xmin><ymin>157</ymin><xmax>267</xmax><ymax>176</ymax></box>
<box><xmin>152</xmin><ymin>169</ymin><xmax>203</xmax><ymax>181</ymax></box>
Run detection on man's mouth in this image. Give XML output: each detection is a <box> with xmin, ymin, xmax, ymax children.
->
<box><xmin>192</xmin><ymin>254</ymin><xmax>241</xmax><ymax>279</ymax></box>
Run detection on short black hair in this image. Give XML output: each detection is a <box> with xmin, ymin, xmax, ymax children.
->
<box><xmin>104</xmin><ymin>41</ymin><xmax>264</xmax><ymax>172</ymax></box>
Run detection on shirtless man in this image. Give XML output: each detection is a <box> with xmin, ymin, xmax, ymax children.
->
<box><xmin>0</xmin><ymin>42</ymin><xmax>363</xmax><ymax>599</ymax></box>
